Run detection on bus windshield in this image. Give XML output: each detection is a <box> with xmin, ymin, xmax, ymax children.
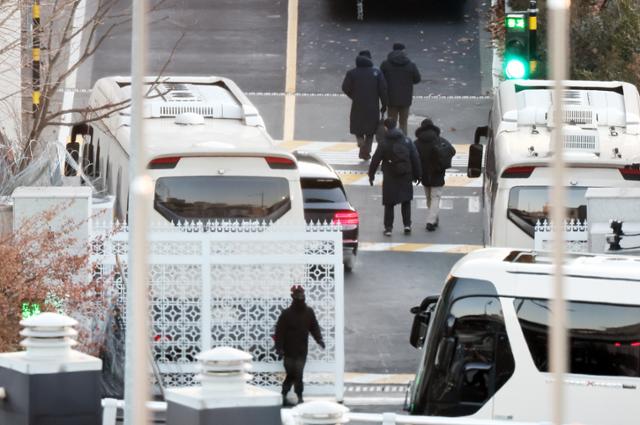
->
<box><xmin>507</xmin><ymin>186</ymin><xmax>588</xmax><ymax>237</ymax></box>
<box><xmin>514</xmin><ymin>298</ymin><xmax>640</xmax><ymax>377</ymax></box>
<box><xmin>154</xmin><ymin>176</ymin><xmax>291</xmax><ymax>222</ymax></box>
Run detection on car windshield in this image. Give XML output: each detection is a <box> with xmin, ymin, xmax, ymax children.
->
<box><xmin>507</xmin><ymin>186</ymin><xmax>587</xmax><ymax>237</ymax></box>
<box><xmin>154</xmin><ymin>176</ymin><xmax>291</xmax><ymax>222</ymax></box>
<box><xmin>300</xmin><ymin>178</ymin><xmax>347</xmax><ymax>203</ymax></box>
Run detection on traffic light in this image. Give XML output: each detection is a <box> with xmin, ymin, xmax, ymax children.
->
<box><xmin>504</xmin><ymin>13</ymin><xmax>530</xmax><ymax>80</ymax></box>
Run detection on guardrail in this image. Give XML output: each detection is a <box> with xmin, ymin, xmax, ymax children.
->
<box><xmin>102</xmin><ymin>398</ymin><xmax>549</xmax><ymax>425</ymax></box>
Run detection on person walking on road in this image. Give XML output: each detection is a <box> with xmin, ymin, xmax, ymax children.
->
<box><xmin>368</xmin><ymin>118</ymin><xmax>421</xmax><ymax>236</ymax></box>
<box><xmin>342</xmin><ymin>50</ymin><xmax>388</xmax><ymax>160</ymax></box>
<box><xmin>275</xmin><ymin>285</ymin><xmax>325</xmax><ymax>406</ymax></box>
<box><xmin>380</xmin><ymin>43</ymin><xmax>421</xmax><ymax>135</ymax></box>
<box><xmin>414</xmin><ymin>118</ymin><xmax>456</xmax><ymax>231</ymax></box>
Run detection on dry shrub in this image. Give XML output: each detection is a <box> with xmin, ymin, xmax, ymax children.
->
<box><xmin>0</xmin><ymin>206</ymin><xmax>115</xmax><ymax>355</ymax></box>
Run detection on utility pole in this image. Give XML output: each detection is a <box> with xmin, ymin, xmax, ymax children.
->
<box><xmin>31</xmin><ymin>0</ymin><xmax>40</xmax><ymax>115</ymax></box>
<box><xmin>528</xmin><ymin>0</ymin><xmax>538</xmax><ymax>77</ymax></box>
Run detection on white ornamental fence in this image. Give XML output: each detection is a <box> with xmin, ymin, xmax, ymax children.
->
<box><xmin>533</xmin><ymin>219</ymin><xmax>589</xmax><ymax>253</ymax></box>
<box><xmin>91</xmin><ymin>221</ymin><xmax>344</xmax><ymax>399</ymax></box>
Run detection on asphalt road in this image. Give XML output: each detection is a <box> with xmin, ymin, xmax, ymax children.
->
<box><xmin>80</xmin><ymin>0</ymin><xmax>491</xmax><ymax>382</ymax></box>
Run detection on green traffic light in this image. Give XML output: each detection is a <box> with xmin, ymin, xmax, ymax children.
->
<box><xmin>505</xmin><ymin>58</ymin><xmax>528</xmax><ymax>79</ymax></box>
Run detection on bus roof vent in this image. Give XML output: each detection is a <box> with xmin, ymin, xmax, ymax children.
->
<box><xmin>563</xmin><ymin>107</ymin><xmax>596</xmax><ymax>126</ymax></box>
<box><xmin>563</xmin><ymin>131</ymin><xmax>599</xmax><ymax>151</ymax></box>
<box><xmin>157</xmin><ymin>103</ymin><xmax>224</xmax><ymax>118</ymax></box>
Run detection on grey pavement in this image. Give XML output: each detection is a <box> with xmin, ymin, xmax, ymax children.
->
<box><xmin>346</xmin><ymin>186</ymin><xmax>483</xmax><ymax>244</ymax></box>
<box><xmin>251</xmin><ymin>94</ymin><xmax>491</xmax><ymax>143</ymax></box>
<box><xmin>344</xmin><ymin>251</ymin><xmax>463</xmax><ymax>373</ymax></box>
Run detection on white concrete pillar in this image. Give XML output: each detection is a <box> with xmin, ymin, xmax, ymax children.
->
<box><xmin>292</xmin><ymin>400</ymin><xmax>349</xmax><ymax>425</ymax></box>
<box><xmin>0</xmin><ymin>312</ymin><xmax>103</xmax><ymax>424</ymax></box>
<box><xmin>165</xmin><ymin>346</ymin><xmax>281</xmax><ymax>425</ymax></box>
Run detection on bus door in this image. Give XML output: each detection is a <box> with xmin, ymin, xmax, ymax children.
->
<box><xmin>409</xmin><ymin>278</ymin><xmax>515</xmax><ymax>418</ymax></box>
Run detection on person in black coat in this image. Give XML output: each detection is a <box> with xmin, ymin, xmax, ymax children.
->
<box><xmin>275</xmin><ymin>285</ymin><xmax>325</xmax><ymax>406</ymax></box>
<box><xmin>342</xmin><ymin>51</ymin><xmax>388</xmax><ymax>160</ymax></box>
<box><xmin>414</xmin><ymin>118</ymin><xmax>456</xmax><ymax>231</ymax></box>
<box><xmin>368</xmin><ymin>118</ymin><xmax>421</xmax><ymax>236</ymax></box>
<box><xmin>380</xmin><ymin>43</ymin><xmax>421</xmax><ymax>135</ymax></box>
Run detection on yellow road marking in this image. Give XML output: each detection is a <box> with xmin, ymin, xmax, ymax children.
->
<box><xmin>283</xmin><ymin>0</ymin><xmax>299</xmax><ymax>141</ymax></box>
<box><xmin>445</xmin><ymin>175</ymin><xmax>474</xmax><ymax>186</ymax></box>
<box><xmin>446</xmin><ymin>245</ymin><xmax>483</xmax><ymax>254</ymax></box>
<box><xmin>453</xmin><ymin>144</ymin><xmax>469</xmax><ymax>154</ymax></box>
<box><xmin>321</xmin><ymin>142</ymin><xmax>357</xmax><ymax>152</ymax></box>
<box><xmin>276</xmin><ymin>139</ymin><xmax>310</xmax><ymax>151</ymax></box>
<box><xmin>390</xmin><ymin>243</ymin><xmax>433</xmax><ymax>252</ymax></box>
<box><xmin>339</xmin><ymin>174</ymin><xmax>365</xmax><ymax>185</ymax></box>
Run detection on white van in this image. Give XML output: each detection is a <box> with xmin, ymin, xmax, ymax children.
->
<box><xmin>468</xmin><ymin>80</ymin><xmax>640</xmax><ymax>248</ymax></box>
<box><xmin>407</xmin><ymin>248</ymin><xmax>640</xmax><ymax>423</ymax></box>
<box><xmin>68</xmin><ymin>76</ymin><xmax>304</xmax><ymax>226</ymax></box>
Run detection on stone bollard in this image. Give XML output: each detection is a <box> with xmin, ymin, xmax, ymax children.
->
<box><xmin>165</xmin><ymin>346</ymin><xmax>281</xmax><ymax>425</ymax></box>
<box><xmin>292</xmin><ymin>400</ymin><xmax>349</xmax><ymax>424</ymax></box>
<box><xmin>0</xmin><ymin>312</ymin><xmax>102</xmax><ymax>425</ymax></box>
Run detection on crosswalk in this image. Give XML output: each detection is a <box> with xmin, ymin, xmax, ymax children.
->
<box><xmin>277</xmin><ymin>140</ymin><xmax>470</xmax><ymax>167</ymax></box>
<box><xmin>276</xmin><ymin>140</ymin><xmax>480</xmax><ymax>187</ymax></box>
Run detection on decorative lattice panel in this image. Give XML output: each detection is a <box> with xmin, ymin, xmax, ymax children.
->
<box><xmin>92</xmin><ymin>222</ymin><xmax>344</xmax><ymax>396</ymax></box>
<box><xmin>534</xmin><ymin>219</ymin><xmax>589</xmax><ymax>253</ymax></box>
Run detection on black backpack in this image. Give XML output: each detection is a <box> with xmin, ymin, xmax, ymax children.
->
<box><xmin>388</xmin><ymin>139</ymin><xmax>412</xmax><ymax>176</ymax></box>
<box><xmin>434</xmin><ymin>137</ymin><xmax>456</xmax><ymax>170</ymax></box>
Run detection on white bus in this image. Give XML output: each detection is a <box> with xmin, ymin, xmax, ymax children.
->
<box><xmin>68</xmin><ymin>76</ymin><xmax>304</xmax><ymax>226</ymax></box>
<box><xmin>408</xmin><ymin>248</ymin><xmax>640</xmax><ymax>423</ymax></box>
<box><xmin>468</xmin><ymin>80</ymin><xmax>640</xmax><ymax>248</ymax></box>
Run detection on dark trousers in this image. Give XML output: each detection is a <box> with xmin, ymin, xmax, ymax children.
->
<box><xmin>388</xmin><ymin>106</ymin><xmax>410</xmax><ymax>135</ymax></box>
<box><xmin>384</xmin><ymin>201</ymin><xmax>411</xmax><ymax>230</ymax></box>
<box><xmin>356</xmin><ymin>134</ymin><xmax>374</xmax><ymax>159</ymax></box>
<box><xmin>282</xmin><ymin>356</ymin><xmax>306</xmax><ymax>397</ymax></box>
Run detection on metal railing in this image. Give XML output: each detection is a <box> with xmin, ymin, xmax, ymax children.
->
<box><xmin>101</xmin><ymin>399</ymin><xmax>548</xmax><ymax>425</ymax></box>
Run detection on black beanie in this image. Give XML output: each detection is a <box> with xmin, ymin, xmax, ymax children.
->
<box><xmin>421</xmin><ymin>118</ymin><xmax>434</xmax><ymax>127</ymax></box>
<box><xmin>358</xmin><ymin>50</ymin><xmax>372</xmax><ymax>59</ymax></box>
<box><xmin>393</xmin><ymin>43</ymin><xmax>405</xmax><ymax>51</ymax></box>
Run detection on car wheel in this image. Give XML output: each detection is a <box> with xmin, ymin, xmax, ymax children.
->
<box><xmin>344</xmin><ymin>253</ymin><xmax>357</xmax><ymax>272</ymax></box>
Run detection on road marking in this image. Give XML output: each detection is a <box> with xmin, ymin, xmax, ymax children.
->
<box><xmin>359</xmin><ymin>242</ymin><xmax>482</xmax><ymax>254</ymax></box>
<box><xmin>278</xmin><ymin>140</ymin><xmax>472</xmax><ymax>167</ymax></box>
<box><xmin>302</xmin><ymin>396</ymin><xmax>406</xmax><ymax>406</ymax></box>
<box><xmin>468</xmin><ymin>195</ymin><xmax>480</xmax><ymax>213</ymax></box>
<box><xmin>344</xmin><ymin>372</ymin><xmax>413</xmax><ymax>384</ymax></box>
<box><xmin>338</xmin><ymin>171</ymin><xmax>481</xmax><ymax>188</ymax></box>
<box><xmin>283</xmin><ymin>0</ymin><xmax>299</xmax><ymax>141</ymax></box>
<box><xmin>248</xmin><ymin>92</ymin><xmax>491</xmax><ymax>100</ymax></box>
<box><xmin>58</xmin><ymin>0</ymin><xmax>87</xmax><ymax>145</ymax></box>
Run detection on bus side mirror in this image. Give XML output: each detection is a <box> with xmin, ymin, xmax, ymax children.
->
<box><xmin>409</xmin><ymin>310</ymin><xmax>430</xmax><ymax>348</ymax></box>
<box><xmin>468</xmin><ymin>126</ymin><xmax>487</xmax><ymax>178</ymax></box>
<box><xmin>409</xmin><ymin>296</ymin><xmax>439</xmax><ymax>349</ymax></box>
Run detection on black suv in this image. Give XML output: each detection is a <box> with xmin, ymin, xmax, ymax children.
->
<box><xmin>293</xmin><ymin>151</ymin><xmax>359</xmax><ymax>271</ymax></box>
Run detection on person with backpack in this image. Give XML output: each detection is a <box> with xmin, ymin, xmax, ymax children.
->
<box><xmin>368</xmin><ymin>118</ymin><xmax>421</xmax><ymax>236</ymax></box>
<box><xmin>342</xmin><ymin>50</ymin><xmax>388</xmax><ymax>160</ymax></box>
<box><xmin>380</xmin><ymin>43</ymin><xmax>421</xmax><ymax>135</ymax></box>
<box><xmin>414</xmin><ymin>118</ymin><xmax>456</xmax><ymax>231</ymax></box>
